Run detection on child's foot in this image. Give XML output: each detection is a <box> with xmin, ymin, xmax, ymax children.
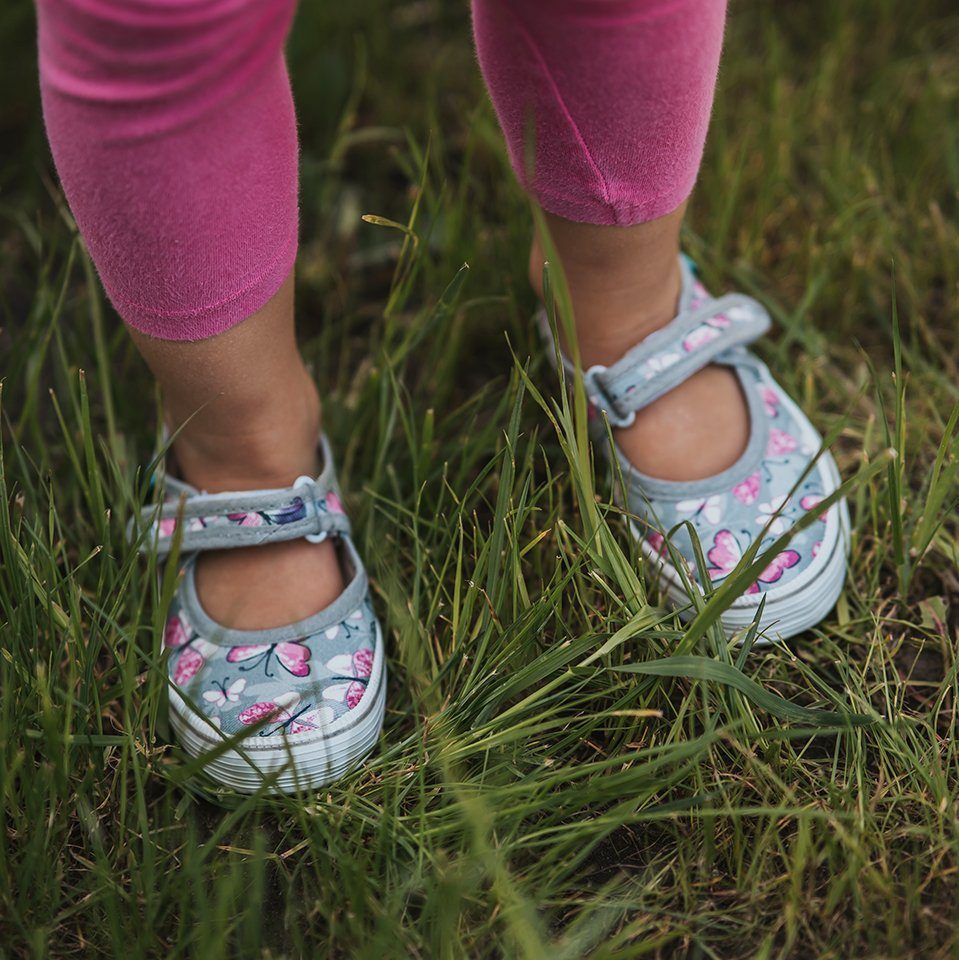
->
<box><xmin>537</xmin><ymin>255</ymin><xmax>849</xmax><ymax>641</ymax></box>
<box><xmin>135</xmin><ymin>428</ymin><xmax>386</xmax><ymax>793</ymax></box>
<box><xmin>170</xmin><ymin>406</ymin><xmax>344</xmax><ymax>630</ymax></box>
<box><xmin>614</xmin><ymin>364</ymin><xmax>750</xmax><ymax>482</ymax></box>
<box><xmin>528</xmin><ymin>222</ymin><xmax>750</xmax><ymax>485</ymax></box>
<box><xmin>194</xmin><ymin>540</ymin><xmax>345</xmax><ymax>631</ymax></box>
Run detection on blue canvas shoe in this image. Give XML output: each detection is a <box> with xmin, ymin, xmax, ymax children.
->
<box><xmin>132</xmin><ymin>435</ymin><xmax>386</xmax><ymax>793</ymax></box>
<box><xmin>539</xmin><ymin>256</ymin><xmax>850</xmax><ymax>641</ymax></box>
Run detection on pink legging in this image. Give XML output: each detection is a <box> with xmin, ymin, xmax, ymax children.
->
<box><xmin>36</xmin><ymin>0</ymin><xmax>727</xmax><ymax>342</ymax></box>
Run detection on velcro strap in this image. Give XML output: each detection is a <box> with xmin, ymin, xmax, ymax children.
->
<box><xmin>585</xmin><ymin>294</ymin><xmax>771</xmax><ymax>427</ymax></box>
<box><xmin>131</xmin><ymin>474</ymin><xmax>352</xmax><ymax>557</ymax></box>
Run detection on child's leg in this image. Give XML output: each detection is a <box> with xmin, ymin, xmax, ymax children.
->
<box><xmin>472</xmin><ymin>0</ymin><xmax>742</xmax><ymax>482</ymax></box>
<box><xmin>38</xmin><ymin>0</ymin><xmax>343</xmax><ymax>628</ymax></box>
<box><xmin>37</xmin><ymin>0</ymin><xmax>300</xmax><ymax>339</ymax></box>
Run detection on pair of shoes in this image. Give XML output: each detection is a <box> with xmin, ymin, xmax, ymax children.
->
<box><xmin>134</xmin><ymin>256</ymin><xmax>848</xmax><ymax>792</ymax></box>
<box><xmin>537</xmin><ymin>255</ymin><xmax>849</xmax><ymax>641</ymax></box>
<box><xmin>132</xmin><ymin>435</ymin><xmax>386</xmax><ymax>794</ymax></box>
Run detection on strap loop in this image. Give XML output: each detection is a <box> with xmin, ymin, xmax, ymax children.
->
<box><xmin>584</xmin><ymin>293</ymin><xmax>771</xmax><ymax>426</ymax></box>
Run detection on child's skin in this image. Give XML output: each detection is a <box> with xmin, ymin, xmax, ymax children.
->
<box><xmin>138</xmin><ymin>206</ymin><xmax>749</xmax><ymax>630</ymax></box>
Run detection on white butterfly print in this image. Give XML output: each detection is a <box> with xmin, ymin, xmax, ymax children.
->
<box><xmin>676</xmin><ymin>494</ymin><xmax>724</xmax><ymax>526</ymax></box>
<box><xmin>756</xmin><ymin>496</ymin><xmax>789</xmax><ymax>535</ymax></box>
<box><xmin>724</xmin><ymin>304</ymin><xmax>754</xmax><ymax>323</ymax></box>
<box><xmin>683</xmin><ymin>324</ymin><xmax>721</xmax><ymax>353</ymax></box>
<box><xmin>324</xmin><ymin>608</ymin><xmax>367</xmax><ymax>643</ymax></box>
<box><xmin>202</xmin><ymin>677</ymin><xmax>247</xmax><ymax>709</ymax></box>
<box><xmin>642</xmin><ymin>353</ymin><xmax>681</xmax><ymax>379</ymax></box>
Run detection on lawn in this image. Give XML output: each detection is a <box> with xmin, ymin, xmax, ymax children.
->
<box><xmin>2</xmin><ymin>0</ymin><xmax>959</xmax><ymax>957</ymax></box>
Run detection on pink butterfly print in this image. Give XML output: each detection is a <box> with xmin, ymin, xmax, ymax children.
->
<box><xmin>164</xmin><ymin>612</ymin><xmax>216</xmax><ymax>686</ymax></box>
<box><xmin>676</xmin><ymin>494</ymin><xmax>724</xmax><ymax>526</ymax></box>
<box><xmin>754</xmin><ymin>550</ymin><xmax>801</xmax><ymax>590</ymax></box>
<box><xmin>226</xmin><ymin>511</ymin><xmax>264</xmax><ymax>527</ymax></box>
<box><xmin>171</xmin><ymin>637</ymin><xmax>218</xmax><ymax>686</ymax></box>
<box><xmin>800</xmin><ymin>494</ymin><xmax>828</xmax><ymax>521</ymax></box>
<box><xmin>645</xmin><ymin>530</ymin><xmax>667</xmax><ymax>558</ymax></box>
<box><xmin>173</xmin><ymin>647</ymin><xmax>204</xmax><ymax>686</ymax></box>
<box><xmin>323</xmin><ymin>492</ymin><xmax>345</xmax><ymax>515</ymax></box>
<box><xmin>158</xmin><ymin>517</ymin><xmax>178</xmax><ymax>538</ymax></box>
<box><xmin>767</xmin><ymin>429</ymin><xmax>797</xmax><ymax>456</ymax></box>
<box><xmin>239</xmin><ymin>693</ymin><xmax>334</xmax><ymax>736</ymax></box>
<box><xmin>706</xmin><ymin>530</ymin><xmax>743</xmax><ymax>583</ymax></box>
<box><xmin>237</xmin><ymin>697</ymin><xmax>289</xmax><ymax>727</ymax></box>
<box><xmin>706</xmin><ymin>529</ymin><xmax>800</xmax><ymax>594</ymax></box>
<box><xmin>732</xmin><ymin>473</ymin><xmax>760</xmax><ymax>505</ymax></box>
<box><xmin>325</xmin><ymin>648</ymin><xmax>374</xmax><ymax>710</ymax></box>
<box><xmin>226</xmin><ymin>641</ymin><xmax>311</xmax><ymax>678</ymax></box>
<box><xmin>760</xmin><ymin>386</ymin><xmax>780</xmax><ymax>418</ymax></box>
<box><xmin>164</xmin><ymin>612</ymin><xmax>191</xmax><ymax>649</ymax></box>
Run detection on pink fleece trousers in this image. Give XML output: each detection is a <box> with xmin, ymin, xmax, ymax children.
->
<box><xmin>36</xmin><ymin>0</ymin><xmax>727</xmax><ymax>342</ymax></box>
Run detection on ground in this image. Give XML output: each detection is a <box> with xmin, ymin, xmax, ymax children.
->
<box><xmin>2</xmin><ymin>1</ymin><xmax>959</xmax><ymax>957</ymax></box>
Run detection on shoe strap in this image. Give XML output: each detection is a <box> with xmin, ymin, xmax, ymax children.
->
<box><xmin>129</xmin><ymin>434</ymin><xmax>352</xmax><ymax>557</ymax></box>
<box><xmin>542</xmin><ymin>258</ymin><xmax>771</xmax><ymax>428</ymax></box>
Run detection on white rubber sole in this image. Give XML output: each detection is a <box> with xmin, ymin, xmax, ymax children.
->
<box><xmin>170</xmin><ymin>623</ymin><xmax>387</xmax><ymax>794</ymax></box>
<box><xmin>634</xmin><ymin>498</ymin><xmax>850</xmax><ymax>642</ymax></box>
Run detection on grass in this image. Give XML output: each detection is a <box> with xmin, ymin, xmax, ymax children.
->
<box><xmin>2</xmin><ymin>0</ymin><xmax>959</xmax><ymax>956</ymax></box>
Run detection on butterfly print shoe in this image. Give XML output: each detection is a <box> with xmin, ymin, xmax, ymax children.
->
<box><xmin>131</xmin><ymin>434</ymin><xmax>386</xmax><ymax>793</ymax></box>
<box><xmin>539</xmin><ymin>255</ymin><xmax>850</xmax><ymax>641</ymax></box>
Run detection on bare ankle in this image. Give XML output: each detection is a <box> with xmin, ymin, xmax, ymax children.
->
<box><xmin>170</xmin><ymin>370</ymin><xmax>322</xmax><ymax>493</ymax></box>
<box><xmin>529</xmin><ymin>205</ymin><xmax>686</xmax><ymax>367</ymax></box>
